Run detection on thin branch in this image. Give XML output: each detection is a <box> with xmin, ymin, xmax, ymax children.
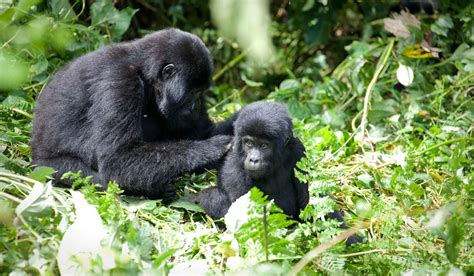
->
<box><xmin>289</xmin><ymin>222</ymin><xmax>368</xmax><ymax>275</ymax></box>
<box><xmin>212</xmin><ymin>51</ymin><xmax>247</xmax><ymax>82</ymax></box>
<box><xmin>416</xmin><ymin>137</ymin><xmax>474</xmax><ymax>156</ymax></box>
<box><xmin>0</xmin><ymin>191</ymin><xmax>22</xmax><ymax>203</ymax></box>
<box><xmin>358</xmin><ymin>39</ymin><xmax>394</xmax><ymax>146</ymax></box>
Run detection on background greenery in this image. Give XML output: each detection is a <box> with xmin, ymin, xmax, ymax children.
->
<box><xmin>0</xmin><ymin>0</ymin><xmax>473</xmax><ymax>274</ymax></box>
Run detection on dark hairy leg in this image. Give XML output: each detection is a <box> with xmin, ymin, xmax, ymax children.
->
<box><xmin>33</xmin><ymin>155</ymin><xmax>104</xmax><ymax>189</ymax></box>
<box><xmin>193</xmin><ymin>187</ymin><xmax>232</xmax><ymax>219</ymax></box>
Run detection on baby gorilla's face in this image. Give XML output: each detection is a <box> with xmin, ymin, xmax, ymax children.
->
<box><xmin>241</xmin><ymin>135</ymin><xmax>274</xmax><ymax>179</ymax></box>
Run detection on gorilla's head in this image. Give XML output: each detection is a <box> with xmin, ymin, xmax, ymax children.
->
<box><xmin>138</xmin><ymin>29</ymin><xmax>213</xmax><ymax>128</ymax></box>
<box><xmin>233</xmin><ymin>102</ymin><xmax>294</xmax><ymax>179</ymax></box>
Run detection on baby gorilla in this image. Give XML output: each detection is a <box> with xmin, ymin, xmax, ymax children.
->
<box><xmin>195</xmin><ymin>101</ymin><xmax>363</xmax><ymax>246</ymax></box>
<box><xmin>195</xmin><ymin>102</ymin><xmax>308</xmax><ymax>220</ymax></box>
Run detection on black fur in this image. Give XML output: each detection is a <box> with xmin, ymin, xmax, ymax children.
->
<box><xmin>31</xmin><ymin>28</ymin><xmax>236</xmax><ymax>200</ymax></box>
<box><xmin>195</xmin><ymin>102</ymin><xmax>309</xmax><ymax>219</ymax></box>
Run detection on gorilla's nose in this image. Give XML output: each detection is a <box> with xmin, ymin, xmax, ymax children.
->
<box><xmin>249</xmin><ymin>157</ymin><xmax>260</xmax><ymax>165</ymax></box>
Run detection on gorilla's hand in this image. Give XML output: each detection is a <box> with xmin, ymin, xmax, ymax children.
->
<box><xmin>189</xmin><ymin>135</ymin><xmax>233</xmax><ymax>173</ymax></box>
<box><xmin>160</xmin><ymin>182</ymin><xmax>177</xmax><ymax>204</ymax></box>
<box><xmin>345</xmin><ymin>234</ymin><xmax>364</xmax><ymax>246</ymax></box>
<box><xmin>203</xmin><ymin>135</ymin><xmax>233</xmax><ymax>158</ymax></box>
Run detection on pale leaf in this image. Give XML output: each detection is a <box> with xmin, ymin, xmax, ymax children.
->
<box><xmin>57</xmin><ymin>191</ymin><xmax>108</xmax><ymax>274</ymax></box>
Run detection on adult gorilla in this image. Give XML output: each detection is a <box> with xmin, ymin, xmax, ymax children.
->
<box><xmin>31</xmin><ymin>29</ymin><xmax>235</xmax><ymax>200</ymax></box>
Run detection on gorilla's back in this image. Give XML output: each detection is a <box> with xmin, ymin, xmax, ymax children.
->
<box><xmin>31</xmin><ymin>45</ymin><xmax>129</xmax><ymax>163</ymax></box>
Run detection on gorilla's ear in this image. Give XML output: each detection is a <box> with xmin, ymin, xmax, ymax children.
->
<box><xmin>284</xmin><ymin>130</ymin><xmax>296</xmax><ymax>146</ymax></box>
<box><xmin>284</xmin><ymin>136</ymin><xmax>291</xmax><ymax>146</ymax></box>
<box><xmin>232</xmin><ymin>135</ymin><xmax>239</xmax><ymax>150</ymax></box>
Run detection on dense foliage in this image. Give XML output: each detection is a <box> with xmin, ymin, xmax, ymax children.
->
<box><xmin>0</xmin><ymin>0</ymin><xmax>473</xmax><ymax>274</ymax></box>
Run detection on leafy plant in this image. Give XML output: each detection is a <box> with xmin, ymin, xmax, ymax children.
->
<box><xmin>0</xmin><ymin>0</ymin><xmax>473</xmax><ymax>274</ymax></box>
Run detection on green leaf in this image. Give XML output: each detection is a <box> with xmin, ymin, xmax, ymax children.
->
<box><xmin>27</xmin><ymin>166</ymin><xmax>56</xmax><ymax>183</ymax></box>
<box><xmin>153</xmin><ymin>248</ymin><xmax>179</xmax><ymax>268</ymax></box>
<box><xmin>15</xmin><ymin>182</ymin><xmax>54</xmax><ymax>217</ymax></box>
<box><xmin>408</xmin><ymin>183</ymin><xmax>425</xmax><ymax>198</ymax></box>
<box><xmin>49</xmin><ymin>0</ymin><xmax>75</xmax><ymax>19</ymax></box>
<box><xmin>12</xmin><ymin>0</ymin><xmax>42</xmax><ymax>21</ymax></box>
<box><xmin>357</xmin><ymin>173</ymin><xmax>374</xmax><ymax>187</ymax></box>
<box><xmin>304</xmin><ymin>14</ymin><xmax>331</xmax><ymax>46</ymax></box>
<box><xmin>445</xmin><ymin>215</ymin><xmax>465</xmax><ymax>264</ymax></box>
<box><xmin>169</xmin><ymin>198</ymin><xmax>204</xmax><ymax>212</ymax></box>
<box><xmin>90</xmin><ymin>0</ymin><xmax>137</xmax><ymax>41</ymax></box>
<box><xmin>30</xmin><ymin>57</ymin><xmax>49</xmax><ymax>76</ymax></box>
<box><xmin>302</xmin><ymin>0</ymin><xmax>315</xmax><ymax>12</ymax></box>
<box><xmin>287</xmin><ymin>98</ymin><xmax>312</xmax><ymax>120</ymax></box>
<box><xmin>431</xmin><ymin>15</ymin><xmax>454</xmax><ymax>37</ymax></box>
<box><xmin>0</xmin><ymin>50</ymin><xmax>29</xmax><ymax>90</ymax></box>
<box><xmin>322</xmin><ymin>109</ymin><xmax>345</xmax><ymax>128</ymax></box>
<box><xmin>2</xmin><ymin>95</ymin><xmax>29</xmax><ymax>107</ymax></box>
<box><xmin>109</xmin><ymin>7</ymin><xmax>138</xmax><ymax>38</ymax></box>
<box><xmin>279</xmin><ymin>79</ymin><xmax>300</xmax><ymax>90</ymax></box>
<box><xmin>450</xmin><ymin>43</ymin><xmax>470</xmax><ymax>61</ymax></box>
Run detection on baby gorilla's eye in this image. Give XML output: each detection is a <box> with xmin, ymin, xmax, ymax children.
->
<box><xmin>162</xmin><ymin>64</ymin><xmax>175</xmax><ymax>79</ymax></box>
<box><xmin>244</xmin><ymin>139</ymin><xmax>253</xmax><ymax>147</ymax></box>
<box><xmin>260</xmin><ymin>143</ymin><xmax>268</xmax><ymax>149</ymax></box>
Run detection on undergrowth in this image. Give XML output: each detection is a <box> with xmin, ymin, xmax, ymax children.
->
<box><xmin>0</xmin><ymin>0</ymin><xmax>473</xmax><ymax>275</ymax></box>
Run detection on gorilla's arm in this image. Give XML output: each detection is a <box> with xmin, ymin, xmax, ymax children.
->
<box><xmin>326</xmin><ymin>210</ymin><xmax>364</xmax><ymax>246</ymax></box>
<box><xmin>196</xmin><ymin>152</ymin><xmax>252</xmax><ymax>218</ymax></box>
<box><xmin>89</xmin><ymin>67</ymin><xmax>231</xmax><ymax>199</ymax></box>
<box><xmin>195</xmin><ymin>187</ymin><xmax>231</xmax><ymax>219</ymax></box>
<box><xmin>287</xmin><ymin>137</ymin><xmax>309</xmax><ymax>210</ymax></box>
<box><xmin>293</xmin><ymin>178</ymin><xmax>309</xmax><ymax>211</ymax></box>
<box><xmin>218</xmin><ymin>152</ymin><xmax>253</xmax><ymax>202</ymax></box>
<box><xmin>100</xmin><ymin>138</ymin><xmax>230</xmax><ymax>199</ymax></box>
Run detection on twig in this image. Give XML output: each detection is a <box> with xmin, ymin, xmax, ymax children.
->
<box><xmin>351</xmin><ymin>109</ymin><xmax>363</xmax><ymax>132</ymax></box>
<box><xmin>17</xmin><ymin>213</ymin><xmax>42</xmax><ymax>240</ymax></box>
<box><xmin>209</xmin><ymin>86</ymin><xmax>246</xmax><ymax>111</ymax></box>
<box><xmin>212</xmin><ymin>51</ymin><xmax>247</xmax><ymax>82</ymax></box>
<box><xmin>9</xmin><ymin>107</ymin><xmax>32</xmax><ymax>119</ymax></box>
<box><xmin>0</xmin><ymin>191</ymin><xmax>22</xmax><ymax>203</ymax></box>
<box><xmin>339</xmin><ymin>94</ymin><xmax>357</xmax><ymax>112</ymax></box>
<box><xmin>341</xmin><ymin>248</ymin><xmax>411</xmax><ymax>257</ymax></box>
<box><xmin>67</xmin><ymin>0</ymin><xmax>86</xmax><ymax>23</ymax></box>
<box><xmin>0</xmin><ymin>172</ymin><xmax>41</xmax><ymax>186</ymax></box>
<box><xmin>321</xmin><ymin>128</ymin><xmax>358</xmax><ymax>164</ymax></box>
<box><xmin>263</xmin><ymin>205</ymin><xmax>269</xmax><ymax>262</ymax></box>
<box><xmin>288</xmin><ymin>222</ymin><xmax>368</xmax><ymax>275</ymax></box>
<box><xmin>358</xmin><ymin>39</ymin><xmax>394</xmax><ymax>146</ymax></box>
<box><xmin>275</xmin><ymin>0</ymin><xmax>289</xmax><ymax>19</ymax></box>
<box><xmin>416</xmin><ymin>137</ymin><xmax>474</xmax><ymax>156</ymax></box>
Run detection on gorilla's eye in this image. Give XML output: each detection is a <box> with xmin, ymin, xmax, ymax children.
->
<box><xmin>260</xmin><ymin>143</ymin><xmax>268</xmax><ymax>149</ymax></box>
<box><xmin>244</xmin><ymin>139</ymin><xmax>253</xmax><ymax>147</ymax></box>
<box><xmin>162</xmin><ymin>64</ymin><xmax>175</xmax><ymax>79</ymax></box>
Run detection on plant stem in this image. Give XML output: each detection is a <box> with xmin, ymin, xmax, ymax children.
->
<box><xmin>289</xmin><ymin>222</ymin><xmax>368</xmax><ymax>276</ymax></box>
<box><xmin>358</xmin><ymin>39</ymin><xmax>394</xmax><ymax>146</ymax></box>
<box><xmin>212</xmin><ymin>51</ymin><xmax>247</xmax><ymax>82</ymax></box>
<box><xmin>341</xmin><ymin>248</ymin><xmax>411</xmax><ymax>257</ymax></box>
<box><xmin>416</xmin><ymin>137</ymin><xmax>474</xmax><ymax>156</ymax></box>
<box><xmin>263</xmin><ymin>205</ymin><xmax>269</xmax><ymax>262</ymax></box>
<box><xmin>0</xmin><ymin>192</ymin><xmax>22</xmax><ymax>203</ymax></box>
<box><xmin>209</xmin><ymin>86</ymin><xmax>247</xmax><ymax>111</ymax></box>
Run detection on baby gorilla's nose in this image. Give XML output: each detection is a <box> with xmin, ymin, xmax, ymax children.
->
<box><xmin>246</xmin><ymin>158</ymin><xmax>261</xmax><ymax>172</ymax></box>
<box><xmin>249</xmin><ymin>157</ymin><xmax>260</xmax><ymax>165</ymax></box>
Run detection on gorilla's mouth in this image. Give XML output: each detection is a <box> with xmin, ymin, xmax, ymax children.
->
<box><xmin>245</xmin><ymin>166</ymin><xmax>268</xmax><ymax>179</ymax></box>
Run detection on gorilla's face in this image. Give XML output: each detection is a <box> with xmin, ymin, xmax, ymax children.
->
<box><xmin>141</xmin><ymin>29</ymin><xmax>213</xmax><ymax>129</ymax></box>
<box><xmin>154</xmin><ymin>61</ymin><xmax>209</xmax><ymax>123</ymax></box>
<box><xmin>241</xmin><ymin>135</ymin><xmax>275</xmax><ymax>179</ymax></box>
<box><xmin>233</xmin><ymin>101</ymin><xmax>294</xmax><ymax>179</ymax></box>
